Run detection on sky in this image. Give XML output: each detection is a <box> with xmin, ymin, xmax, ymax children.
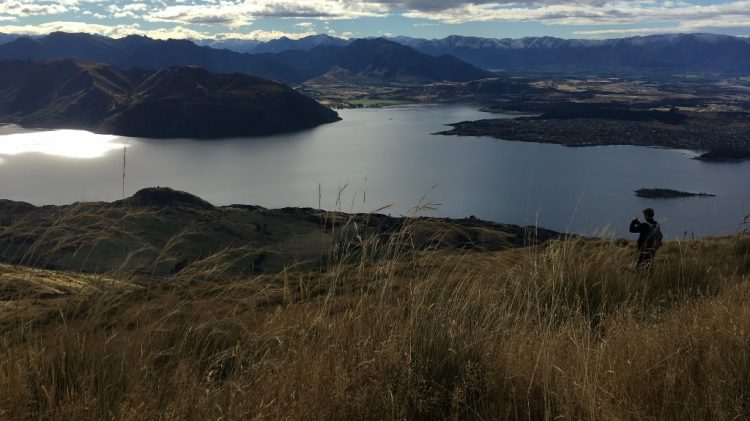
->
<box><xmin>1</xmin><ymin>0</ymin><xmax>750</xmax><ymax>41</ymax></box>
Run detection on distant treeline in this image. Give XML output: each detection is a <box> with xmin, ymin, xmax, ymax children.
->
<box><xmin>540</xmin><ymin>105</ymin><xmax>688</xmax><ymax>124</ymax></box>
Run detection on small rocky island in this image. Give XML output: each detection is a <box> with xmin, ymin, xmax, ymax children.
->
<box><xmin>0</xmin><ymin>60</ymin><xmax>340</xmax><ymax>139</ymax></box>
<box><xmin>635</xmin><ymin>188</ymin><xmax>715</xmax><ymax>198</ymax></box>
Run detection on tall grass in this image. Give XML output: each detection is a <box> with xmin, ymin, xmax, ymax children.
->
<box><xmin>0</xmin><ymin>210</ymin><xmax>749</xmax><ymax>419</ymax></box>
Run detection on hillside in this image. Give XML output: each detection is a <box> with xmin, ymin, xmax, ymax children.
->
<box><xmin>0</xmin><ymin>60</ymin><xmax>340</xmax><ymax>138</ymax></box>
<box><xmin>271</xmin><ymin>38</ymin><xmax>493</xmax><ymax>84</ymax></box>
<box><xmin>0</xmin><ymin>187</ymin><xmax>559</xmax><ymax>277</ymax></box>
<box><xmin>0</xmin><ymin>33</ymin><xmax>492</xmax><ymax>84</ymax></box>
<box><xmin>0</xmin><ymin>33</ymin><xmax>16</xmax><ymax>45</ymax></box>
<box><xmin>391</xmin><ymin>33</ymin><xmax>750</xmax><ymax>75</ymax></box>
<box><xmin>0</xmin><ymin>187</ymin><xmax>748</xmax><ymax>419</ymax></box>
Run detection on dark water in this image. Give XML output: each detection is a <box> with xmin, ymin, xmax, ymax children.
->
<box><xmin>1</xmin><ymin>104</ymin><xmax>749</xmax><ymax>238</ymax></box>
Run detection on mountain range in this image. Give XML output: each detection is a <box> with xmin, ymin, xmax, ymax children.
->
<box><xmin>390</xmin><ymin>33</ymin><xmax>750</xmax><ymax>75</ymax></box>
<box><xmin>0</xmin><ymin>33</ymin><xmax>491</xmax><ymax>84</ymax></box>
<box><xmin>0</xmin><ymin>32</ymin><xmax>299</xmax><ymax>82</ymax></box>
<box><xmin>198</xmin><ymin>34</ymin><xmax>349</xmax><ymax>54</ymax></box>
<box><xmin>183</xmin><ymin>32</ymin><xmax>750</xmax><ymax>76</ymax></box>
<box><xmin>0</xmin><ymin>60</ymin><xmax>340</xmax><ymax>138</ymax></box>
<box><xmin>3</xmin><ymin>31</ymin><xmax>749</xmax><ymax>82</ymax></box>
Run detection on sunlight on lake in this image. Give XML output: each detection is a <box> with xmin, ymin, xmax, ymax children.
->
<box><xmin>0</xmin><ymin>128</ymin><xmax>124</xmax><ymax>160</ymax></box>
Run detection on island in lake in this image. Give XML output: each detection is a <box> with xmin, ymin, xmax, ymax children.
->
<box><xmin>635</xmin><ymin>188</ymin><xmax>716</xmax><ymax>198</ymax></box>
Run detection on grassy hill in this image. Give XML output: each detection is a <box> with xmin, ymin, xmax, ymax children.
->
<box><xmin>0</xmin><ymin>188</ymin><xmax>749</xmax><ymax>419</ymax></box>
<box><xmin>0</xmin><ymin>187</ymin><xmax>558</xmax><ymax>279</ymax></box>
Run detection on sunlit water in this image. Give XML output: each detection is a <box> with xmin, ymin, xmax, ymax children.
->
<box><xmin>1</xmin><ymin>105</ymin><xmax>749</xmax><ymax>238</ymax></box>
<box><xmin>0</xmin><ymin>126</ymin><xmax>123</xmax><ymax>158</ymax></box>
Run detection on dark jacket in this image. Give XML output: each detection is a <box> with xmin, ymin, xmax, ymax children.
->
<box><xmin>630</xmin><ymin>218</ymin><xmax>658</xmax><ymax>250</ymax></box>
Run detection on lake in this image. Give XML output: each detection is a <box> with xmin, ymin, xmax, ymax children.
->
<box><xmin>1</xmin><ymin>104</ymin><xmax>748</xmax><ymax>238</ymax></box>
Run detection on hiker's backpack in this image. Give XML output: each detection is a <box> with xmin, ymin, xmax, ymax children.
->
<box><xmin>648</xmin><ymin>222</ymin><xmax>663</xmax><ymax>250</ymax></box>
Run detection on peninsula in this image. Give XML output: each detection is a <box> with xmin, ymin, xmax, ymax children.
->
<box><xmin>437</xmin><ymin>104</ymin><xmax>750</xmax><ymax>162</ymax></box>
<box><xmin>0</xmin><ymin>60</ymin><xmax>340</xmax><ymax>138</ymax></box>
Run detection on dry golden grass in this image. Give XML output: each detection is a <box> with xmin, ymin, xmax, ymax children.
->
<box><xmin>0</xmin><ymin>225</ymin><xmax>749</xmax><ymax>420</ymax></box>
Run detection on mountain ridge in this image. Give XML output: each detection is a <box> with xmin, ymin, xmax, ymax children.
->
<box><xmin>388</xmin><ymin>33</ymin><xmax>750</xmax><ymax>74</ymax></box>
<box><xmin>199</xmin><ymin>34</ymin><xmax>349</xmax><ymax>54</ymax></box>
<box><xmin>189</xmin><ymin>32</ymin><xmax>750</xmax><ymax>76</ymax></box>
<box><xmin>0</xmin><ymin>32</ymin><xmax>303</xmax><ymax>82</ymax></box>
<box><xmin>0</xmin><ymin>33</ymin><xmax>491</xmax><ymax>84</ymax></box>
<box><xmin>4</xmin><ymin>31</ymin><xmax>750</xmax><ymax>79</ymax></box>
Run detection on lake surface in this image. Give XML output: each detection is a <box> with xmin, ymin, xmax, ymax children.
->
<box><xmin>1</xmin><ymin>104</ymin><xmax>749</xmax><ymax>238</ymax></box>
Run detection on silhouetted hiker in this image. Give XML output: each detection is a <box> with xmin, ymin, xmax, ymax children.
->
<box><xmin>629</xmin><ymin>208</ymin><xmax>663</xmax><ymax>269</ymax></box>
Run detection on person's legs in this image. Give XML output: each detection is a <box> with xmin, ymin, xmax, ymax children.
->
<box><xmin>637</xmin><ymin>249</ymin><xmax>656</xmax><ymax>271</ymax></box>
<box><xmin>636</xmin><ymin>249</ymin><xmax>652</xmax><ymax>269</ymax></box>
<box><xmin>647</xmin><ymin>249</ymin><xmax>656</xmax><ymax>270</ymax></box>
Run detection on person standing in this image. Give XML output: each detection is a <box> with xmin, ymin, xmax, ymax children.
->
<box><xmin>629</xmin><ymin>208</ymin><xmax>662</xmax><ymax>269</ymax></box>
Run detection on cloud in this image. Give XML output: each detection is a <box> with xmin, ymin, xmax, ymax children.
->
<box><xmin>107</xmin><ymin>3</ymin><xmax>149</xmax><ymax>20</ymax></box>
<box><xmin>0</xmin><ymin>20</ymin><xmax>318</xmax><ymax>41</ymax></box>
<box><xmin>0</xmin><ymin>1</ymin><xmax>72</xmax><ymax>17</ymax></box>
<box><xmin>376</xmin><ymin>0</ymin><xmax>506</xmax><ymax>12</ymax></box>
<box><xmin>0</xmin><ymin>21</ymin><xmax>185</xmax><ymax>38</ymax></box>
<box><xmin>144</xmin><ymin>1</ymin><xmax>390</xmax><ymax>28</ymax></box>
<box><xmin>401</xmin><ymin>0</ymin><xmax>750</xmax><ymax>28</ymax></box>
<box><xmin>136</xmin><ymin>1</ymin><xmax>750</xmax><ymax>35</ymax></box>
<box><xmin>575</xmin><ymin>18</ymin><xmax>750</xmax><ymax>37</ymax></box>
<box><xmin>146</xmin><ymin>4</ymin><xmax>252</xmax><ymax>27</ymax></box>
<box><xmin>573</xmin><ymin>26</ymin><xmax>692</xmax><ymax>37</ymax></box>
<box><xmin>82</xmin><ymin>10</ymin><xmax>107</xmax><ymax>19</ymax></box>
<box><xmin>4</xmin><ymin>0</ymin><xmax>750</xmax><ymax>40</ymax></box>
<box><xmin>213</xmin><ymin>29</ymin><xmax>317</xmax><ymax>41</ymax></box>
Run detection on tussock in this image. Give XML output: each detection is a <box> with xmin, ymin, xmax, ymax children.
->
<box><xmin>0</xmin><ymin>208</ymin><xmax>749</xmax><ymax>419</ymax></box>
